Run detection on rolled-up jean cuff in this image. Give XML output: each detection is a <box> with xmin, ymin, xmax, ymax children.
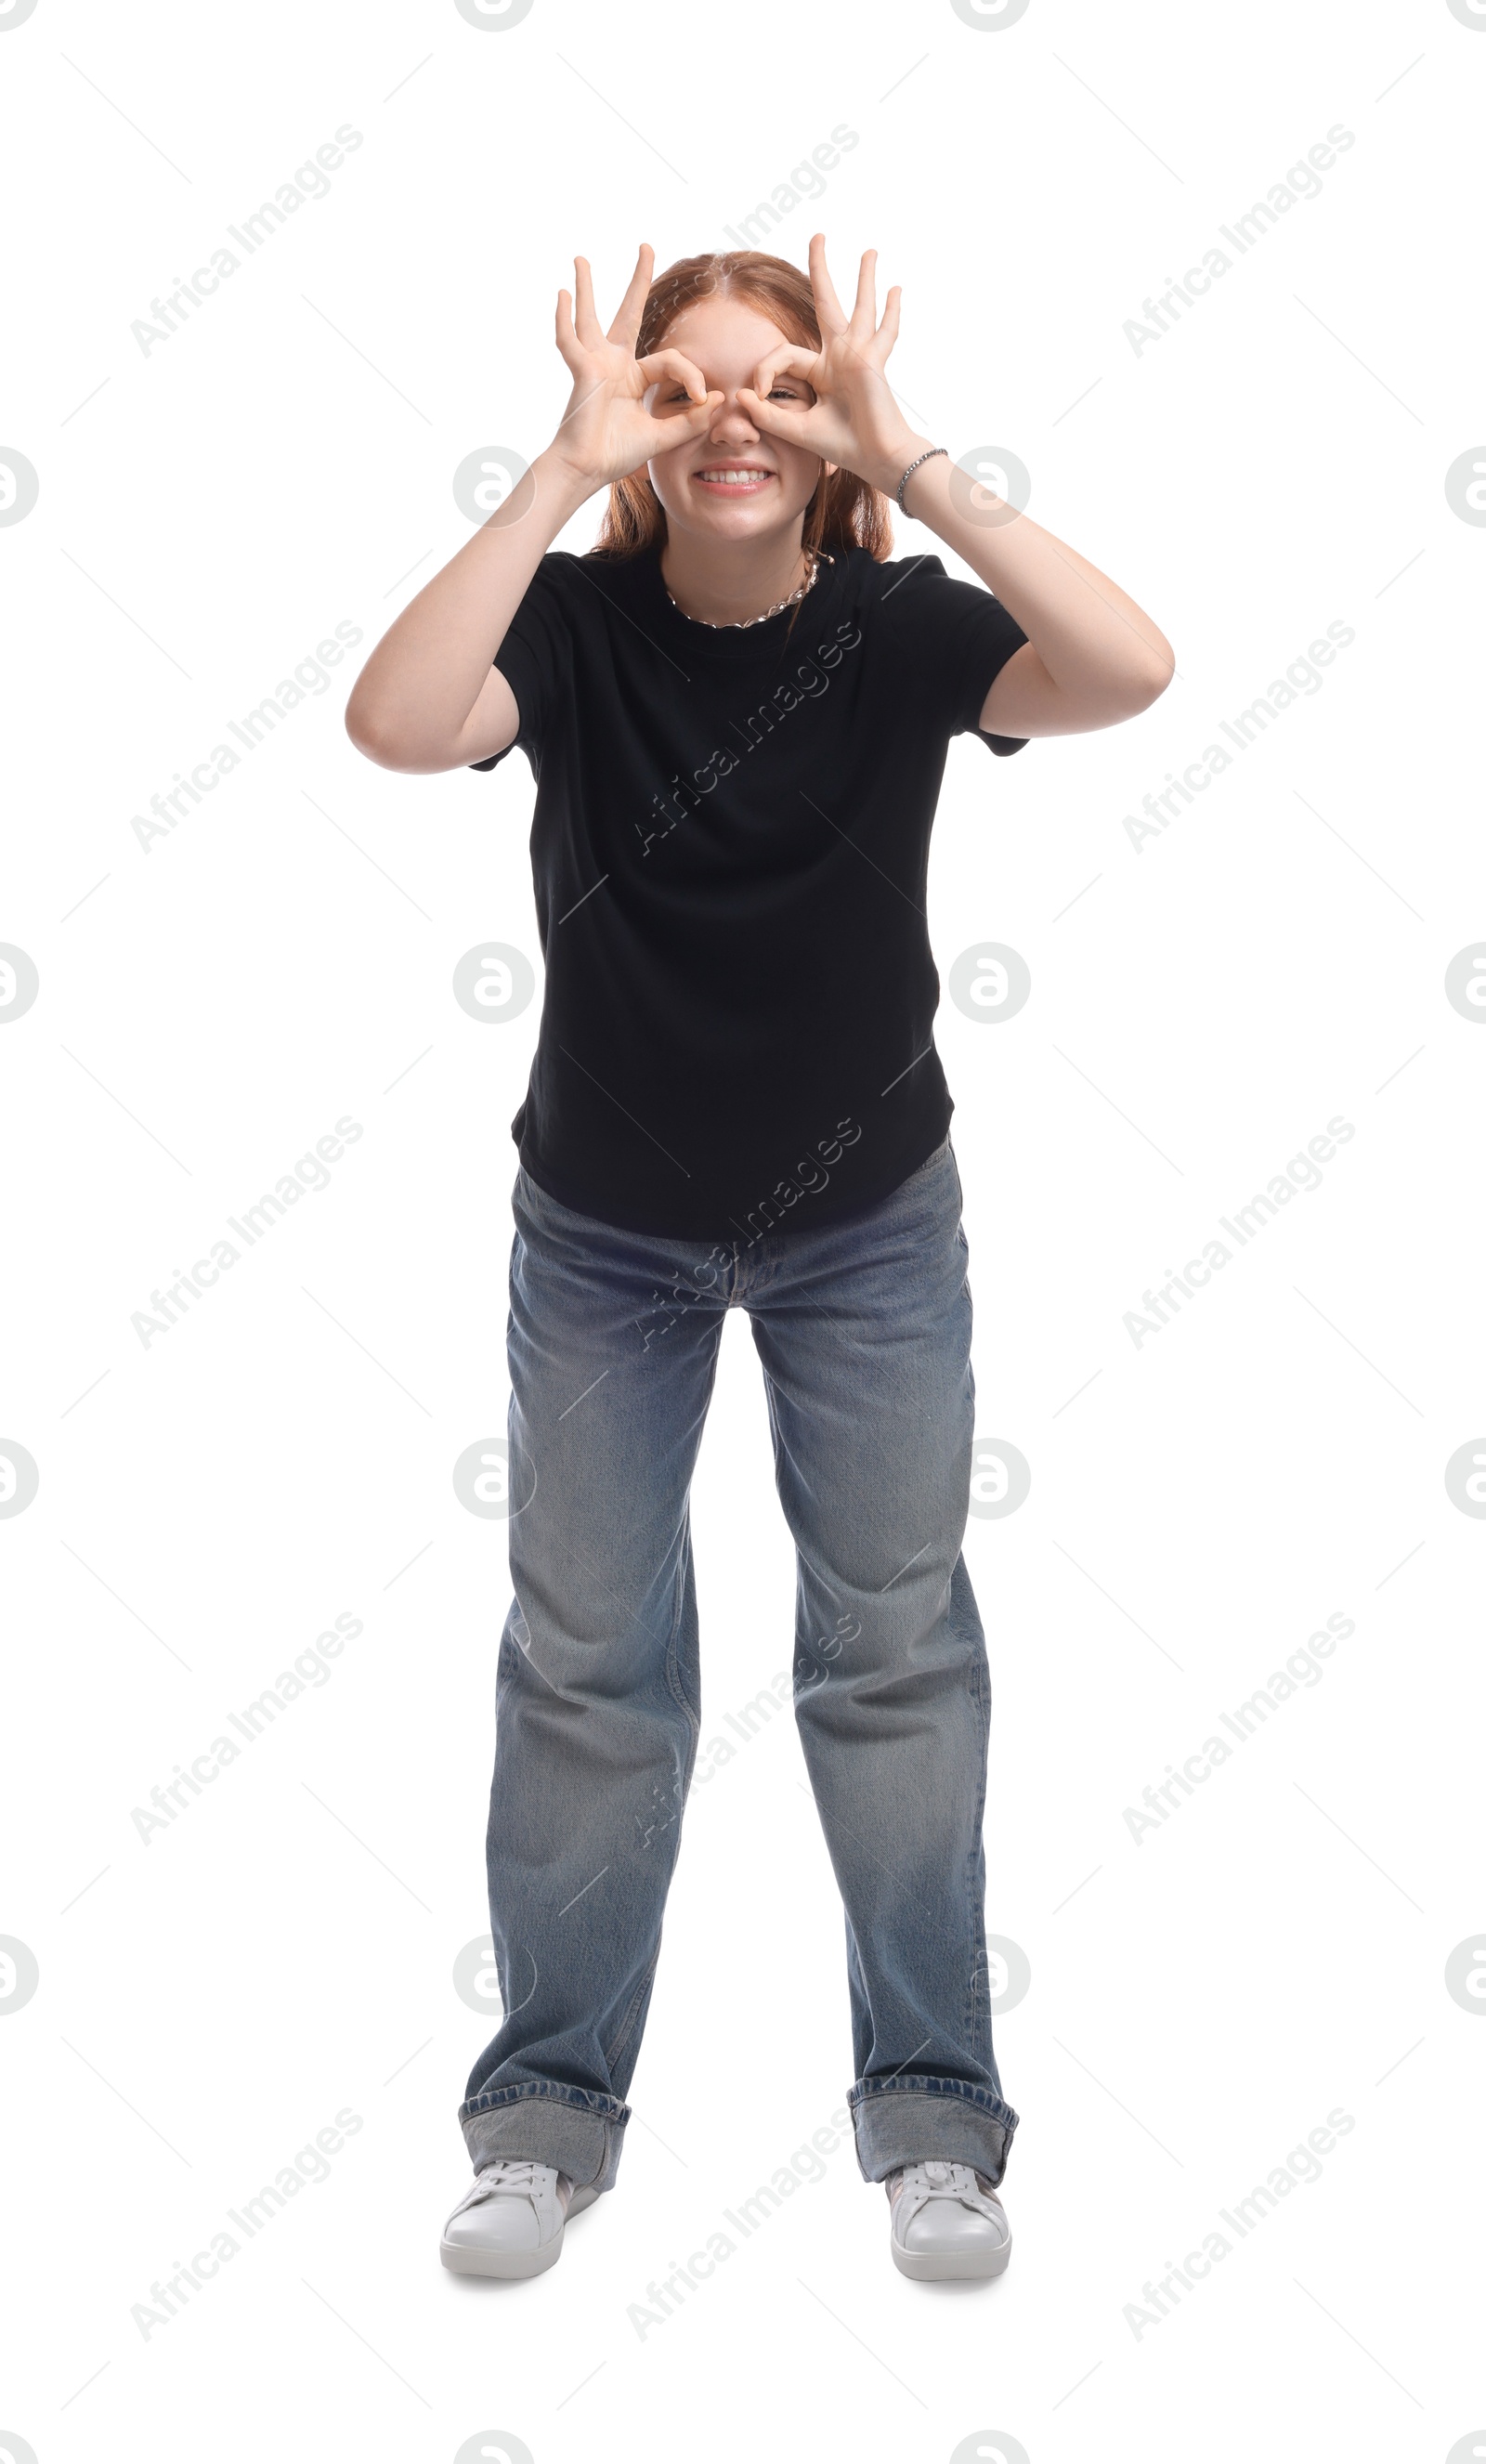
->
<box><xmin>458</xmin><ymin>2082</ymin><xmax>630</xmax><ymax>2191</ymax></box>
<box><xmin>848</xmin><ymin>2077</ymin><xmax>1019</xmax><ymax>2186</ymax></box>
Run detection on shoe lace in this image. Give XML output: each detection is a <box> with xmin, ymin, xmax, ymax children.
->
<box><xmin>449</xmin><ymin>2158</ymin><xmax>555</xmax><ymax>2221</ymax></box>
<box><xmin>892</xmin><ymin>2158</ymin><xmax>1002</xmax><ymax>2218</ymax></box>
<box><xmin>476</xmin><ymin>2159</ymin><xmax>544</xmax><ymax>2195</ymax></box>
<box><xmin>902</xmin><ymin>2158</ymin><xmax>977</xmax><ymax>2196</ymax></box>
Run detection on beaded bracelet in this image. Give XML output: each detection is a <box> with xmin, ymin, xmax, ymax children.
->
<box><xmin>895</xmin><ymin>445</ymin><xmax>948</xmax><ymax>515</ymax></box>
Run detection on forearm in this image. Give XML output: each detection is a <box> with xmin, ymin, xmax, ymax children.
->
<box><xmin>876</xmin><ymin>438</ymin><xmax>1175</xmax><ymax>719</ymax></box>
<box><xmin>345</xmin><ymin>449</ymin><xmax>595</xmax><ymax>770</ymax></box>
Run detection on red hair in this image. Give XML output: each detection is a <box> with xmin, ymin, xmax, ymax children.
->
<box><xmin>592</xmin><ymin>251</ymin><xmax>893</xmax><ymax>563</ymax></box>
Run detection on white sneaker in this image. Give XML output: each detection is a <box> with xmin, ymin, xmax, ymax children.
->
<box><xmin>886</xmin><ymin>2158</ymin><xmax>1011</xmax><ymax>2281</ymax></box>
<box><xmin>440</xmin><ymin>2158</ymin><xmax>600</xmax><ymax>2278</ymax></box>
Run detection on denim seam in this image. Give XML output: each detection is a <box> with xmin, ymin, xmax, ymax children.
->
<box><xmin>851</xmin><ymin>2076</ymin><xmax>1014</xmax><ymax>2107</ymax></box>
<box><xmin>460</xmin><ymin>2080</ymin><xmax>629</xmax><ymax>2121</ymax></box>
<box><xmin>963</xmin><ymin>1607</ymin><xmax>993</xmax><ymax>2068</ymax></box>
<box><xmin>602</xmin><ymin>1942</ymin><xmax>660</xmax><ymax>2075</ymax></box>
<box><xmin>662</xmin><ymin>1520</ymin><xmax>702</xmax><ymax>1743</ymax></box>
<box><xmin>608</xmin><ymin>1519</ymin><xmax>697</xmax><ymax>2080</ymax></box>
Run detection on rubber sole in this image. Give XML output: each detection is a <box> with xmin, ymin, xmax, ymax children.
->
<box><xmin>440</xmin><ymin>2180</ymin><xmax>600</xmax><ymax>2278</ymax></box>
<box><xmin>891</xmin><ymin>2229</ymin><xmax>1012</xmax><ymax>2283</ymax></box>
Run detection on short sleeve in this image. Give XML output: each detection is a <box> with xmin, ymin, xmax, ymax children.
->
<box><xmin>467</xmin><ymin>555</ymin><xmax>575</xmax><ymax>773</ymax></box>
<box><xmin>874</xmin><ymin>553</ymin><xmax>1030</xmax><ymax>758</ymax></box>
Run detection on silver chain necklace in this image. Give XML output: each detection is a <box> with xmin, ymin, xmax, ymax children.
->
<box><xmin>664</xmin><ymin>548</ymin><xmax>828</xmax><ymax>629</ymax></box>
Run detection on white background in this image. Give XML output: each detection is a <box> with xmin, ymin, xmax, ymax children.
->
<box><xmin>2</xmin><ymin>2</ymin><xmax>1483</xmax><ymax>2458</ymax></box>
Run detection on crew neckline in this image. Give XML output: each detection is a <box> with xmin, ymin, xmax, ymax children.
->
<box><xmin>625</xmin><ymin>539</ymin><xmax>849</xmax><ymax>663</ymax></box>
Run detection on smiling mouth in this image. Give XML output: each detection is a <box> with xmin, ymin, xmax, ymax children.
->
<box><xmin>693</xmin><ymin>467</ymin><xmax>776</xmax><ymax>489</ymax></box>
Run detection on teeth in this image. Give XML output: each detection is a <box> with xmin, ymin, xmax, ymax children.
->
<box><xmin>697</xmin><ymin>470</ymin><xmax>770</xmax><ymax>485</ymax></box>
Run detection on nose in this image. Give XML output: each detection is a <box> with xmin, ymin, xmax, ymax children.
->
<box><xmin>705</xmin><ymin>388</ymin><xmax>762</xmax><ymax>443</ymax></box>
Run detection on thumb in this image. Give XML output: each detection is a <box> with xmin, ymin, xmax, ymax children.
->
<box><xmin>736</xmin><ymin>387</ymin><xmax>810</xmax><ymax>442</ymax></box>
<box><xmin>657</xmin><ymin>390</ymin><xmax>724</xmax><ymax>447</ymax></box>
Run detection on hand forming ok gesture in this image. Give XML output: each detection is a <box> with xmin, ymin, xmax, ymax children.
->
<box><xmin>736</xmin><ymin>234</ymin><xmax>922</xmax><ymax>496</ymax></box>
<box><xmin>550</xmin><ymin>243</ymin><xmax>722</xmax><ymax>490</ymax></box>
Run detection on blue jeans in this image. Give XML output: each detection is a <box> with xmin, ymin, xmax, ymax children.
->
<box><xmin>459</xmin><ymin>1138</ymin><xmax>1019</xmax><ymax>2191</ymax></box>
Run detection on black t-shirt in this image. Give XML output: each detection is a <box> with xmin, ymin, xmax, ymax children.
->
<box><xmin>472</xmin><ymin>539</ymin><xmax>1028</xmax><ymax>1243</ymax></box>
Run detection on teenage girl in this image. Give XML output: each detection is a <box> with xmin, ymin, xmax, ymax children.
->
<box><xmin>347</xmin><ymin>235</ymin><xmax>1171</xmax><ymax>2282</ymax></box>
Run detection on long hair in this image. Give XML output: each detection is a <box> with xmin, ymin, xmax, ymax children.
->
<box><xmin>592</xmin><ymin>251</ymin><xmax>893</xmax><ymax>564</ymax></box>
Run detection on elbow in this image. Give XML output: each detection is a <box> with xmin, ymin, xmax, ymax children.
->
<box><xmin>345</xmin><ymin>679</ymin><xmax>469</xmax><ymax>774</ymax></box>
<box><xmin>345</xmin><ymin>691</ymin><xmax>417</xmax><ymax>772</ymax></box>
<box><xmin>345</xmin><ymin>685</ymin><xmax>385</xmax><ymax>765</ymax></box>
<box><xmin>1117</xmin><ymin>643</ymin><xmax>1176</xmax><ymax>721</ymax></box>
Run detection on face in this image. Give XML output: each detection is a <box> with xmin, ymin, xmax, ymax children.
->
<box><xmin>643</xmin><ymin>294</ymin><xmax>833</xmax><ymax>544</ymax></box>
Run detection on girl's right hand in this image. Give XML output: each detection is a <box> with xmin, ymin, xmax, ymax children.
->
<box><xmin>547</xmin><ymin>244</ymin><xmax>721</xmax><ymax>490</ymax></box>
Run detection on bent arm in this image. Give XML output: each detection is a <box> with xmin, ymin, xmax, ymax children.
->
<box><xmin>345</xmin><ymin>451</ymin><xmax>594</xmax><ymax>773</ymax></box>
<box><xmin>885</xmin><ymin>448</ymin><xmax>1175</xmax><ymax>739</ymax></box>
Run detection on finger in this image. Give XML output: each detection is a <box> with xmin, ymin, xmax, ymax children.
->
<box><xmin>749</xmin><ymin>343</ymin><xmax>823</xmax><ymax>398</ymax></box>
<box><xmin>571</xmin><ymin>255</ymin><xmax>605</xmax><ymax>350</ymax></box>
<box><xmin>609</xmin><ymin>242</ymin><xmax>655</xmax><ymax>348</ymax></box>
<box><xmin>875</xmin><ymin>283</ymin><xmax>902</xmax><ymax>358</ymax></box>
<box><xmin>649</xmin><ymin>392</ymin><xmax>724</xmax><ymax>448</ymax></box>
<box><xmin>554</xmin><ymin>286</ymin><xmax>585</xmax><ymax>378</ymax></box>
<box><xmin>850</xmin><ymin>249</ymin><xmax>879</xmax><ymax>339</ymax></box>
<box><xmin>637</xmin><ymin>345</ymin><xmax>712</xmax><ymax>404</ymax></box>
<box><xmin>807</xmin><ymin>230</ymin><xmax>848</xmax><ymax>334</ymax></box>
<box><xmin>735</xmin><ymin>385</ymin><xmax>816</xmax><ymax>441</ymax></box>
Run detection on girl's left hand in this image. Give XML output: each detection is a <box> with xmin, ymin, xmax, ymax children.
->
<box><xmin>736</xmin><ymin>234</ymin><xmax>927</xmax><ymax>496</ymax></box>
